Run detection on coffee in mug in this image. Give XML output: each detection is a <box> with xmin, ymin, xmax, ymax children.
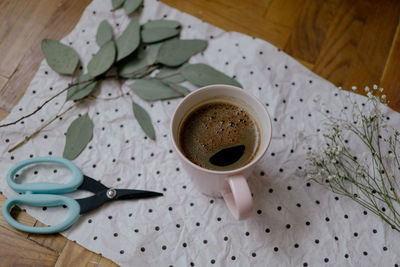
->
<box><xmin>171</xmin><ymin>85</ymin><xmax>272</xmax><ymax>220</ymax></box>
<box><xmin>178</xmin><ymin>102</ymin><xmax>260</xmax><ymax>171</ymax></box>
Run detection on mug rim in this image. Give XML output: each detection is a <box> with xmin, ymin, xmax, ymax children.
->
<box><xmin>170</xmin><ymin>84</ymin><xmax>272</xmax><ymax>175</ymax></box>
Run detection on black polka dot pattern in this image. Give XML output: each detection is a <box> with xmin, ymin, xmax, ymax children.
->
<box><xmin>0</xmin><ymin>1</ymin><xmax>398</xmax><ymax>266</ymax></box>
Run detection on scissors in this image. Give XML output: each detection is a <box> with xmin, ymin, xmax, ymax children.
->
<box><xmin>2</xmin><ymin>156</ymin><xmax>163</xmax><ymax>234</ymax></box>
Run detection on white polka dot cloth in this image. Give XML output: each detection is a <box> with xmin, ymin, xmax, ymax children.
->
<box><xmin>1</xmin><ymin>0</ymin><xmax>400</xmax><ymax>266</ymax></box>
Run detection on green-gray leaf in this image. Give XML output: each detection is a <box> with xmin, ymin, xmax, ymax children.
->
<box><xmin>112</xmin><ymin>0</ymin><xmax>125</xmax><ymax>9</ymax></box>
<box><xmin>132</xmin><ymin>101</ymin><xmax>155</xmax><ymax>140</ymax></box>
<box><xmin>41</xmin><ymin>39</ymin><xmax>80</xmax><ymax>75</ymax></box>
<box><xmin>88</xmin><ymin>40</ymin><xmax>116</xmax><ymax>77</ymax></box>
<box><xmin>63</xmin><ymin>115</ymin><xmax>94</xmax><ymax>160</ymax></box>
<box><xmin>123</xmin><ymin>0</ymin><xmax>143</xmax><ymax>15</ymax></box>
<box><xmin>165</xmin><ymin>82</ymin><xmax>190</xmax><ymax>95</ymax></box>
<box><xmin>116</xmin><ymin>17</ymin><xmax>140</xmax><ymax>61</ymax></box>
<box><xmin>181</xmin><ymin>63</ymin><xmax>242</xmax><ymax>88</ymax></box>
<box><xmin>157</xmin><ymin>39</ymin><xmax>207</xmax><ymax>67</ymax></box>
<box><xmin>67</xmin><ymin>74</ymin><xmax>97</xmax><ymax>101</ymax></box>
<box><xmin>142</xmin><ymin>20</ymin><xmax>181</xmax><ymax>30</ymax></box>
<box><xmin>156</xmin><ymin>65</ymin><xmax>186</xmax><ymax>83</ymax></box>
<box><xmin>96</xmin><ymin>20</ymin><xmax>113</xmax><ymax>47</ymax></box>
<box><xmin>118</xmin><ymin>43</ymin><xmax>161</xmax><ymax>78</ymax></box>
<box><xmin>141</xmin><ymin>27</ymin><xmax>180</xmax><ymax>43</ymax></box>
<box><xmin>130</xmin><ymin>78</ymin><xmax>186</xmax><ymax>101</ymax></box>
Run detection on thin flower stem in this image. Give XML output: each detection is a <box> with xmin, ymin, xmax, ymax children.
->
<box><xmin>8</xmin><ymin>100</ymin><xmax>83</xmax><ymax>153</ymax></box>
<box><xmin>0</xmin><ymin>78</ymin><xmax>93</xmax><ymax>128</ymax></box>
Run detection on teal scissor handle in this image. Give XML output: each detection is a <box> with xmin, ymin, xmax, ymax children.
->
<box><xmin>2</xmin><ymin>194</ymin><xmax>80</xmax><ymax>234</ymax></box>
<box><xmin>6</xmin><ymin>156</ymin><xmax>83</xmax><ymax>194</ymax></box>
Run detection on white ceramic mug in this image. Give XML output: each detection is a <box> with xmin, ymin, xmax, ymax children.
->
<box><xmin>170</xmin><ymin>85</ymin><xmax>272</xmax><ymax>219</ymax></box>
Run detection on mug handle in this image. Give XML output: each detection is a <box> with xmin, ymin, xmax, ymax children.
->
<box><xmin>221</xmin><ymin>175</ymin><xmax>254</xmax><ymax>220</ymax></box>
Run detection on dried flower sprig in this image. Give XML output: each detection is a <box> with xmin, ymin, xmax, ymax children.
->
<box><xmin>307</xmin><ymin>85</ymin><xmax>400</xmax><ymax>232</ymax></box>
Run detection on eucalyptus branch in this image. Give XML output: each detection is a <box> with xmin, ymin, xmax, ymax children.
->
<box><xmin>8</xmin><ymin>99</ymin><xmax>84</xmax><ymax>153</ymax></box>
<box><xmin>0</xmin><ymin>78</ymin><xmax>93</xmax><ymax>128</ymax></box>
<box><xmin>3</xmin><ymin>8</ymin><xmax>241</xmax><ymax>160</ymax></box>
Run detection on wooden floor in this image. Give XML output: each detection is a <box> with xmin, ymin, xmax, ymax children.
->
<box><xmin>0</xmin><ymin>0</ymin><xmax>399</xmax><ymax>266</ymax></box>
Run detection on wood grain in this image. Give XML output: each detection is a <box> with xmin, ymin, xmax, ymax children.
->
<box><xmin>0</xmin><ymin>0</ymin><xmax>63</xmax><ymax>78</ymax></box>
<box><xmin>343</xmin><ymin>0</ymin><xmax>400</xmax><ymax>91</ymax></box>
<box><xmin>380</xmin><ymin>23</ymin><xmax>400</xmax><ymax>110</ymax></box>
<box><xmin>0</xmin><ymin>224</ymin><xmax>58</xmax><ymax>266</ymax></box>
<box><xmin>313</xmin><ymin>0</ymin><xmax>370</xmax><ymax>87</ymax></box>
<box><xmin>0</xmin><ymin>194</ymin><xmax>36</xmax><ymax>237</ymax></box>
<box><xmin>265</xmin><ymin>0</ymin><xmax>305</xmax><ymax>28</ymax></box>
<box><xmin>161</xmin><ymin>0</ymin><xmax>291</xmax><ymax>50</ymax></box>
<box><xmin>0</xmin><ymin>75</ymin><xmax>7</xmax><ymax>91</ymax></box>
<box><xmin>54</xmin><ymin>240</ymin><xmax>102</xmax><ymax>267</ymax></box>
<box><xmin>0</xmin><ymin>0</ymin><xmax>92</xmax><ymax>112</ymax></box>
<box><xmin>284</xmin><ymin>0</ymin><xmax>342</xmax><ymax>64</ymax></box>
<box><xmin>28</xmin><ymin>221</ymin><xmax>68</xmax><ymax>253</ymax></box>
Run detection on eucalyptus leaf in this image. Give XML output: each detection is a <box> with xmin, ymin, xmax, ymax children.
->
<box><xmin>118</xmin><ymin>43</ymin><xmax>161</xmax><ymax>78</ymax></box>
<box><xmin>132</xmin><ymin>101</ymin><xmax>155</xmax><ymax>140</ymax></box>
<box><xmin>181</xmin><ymin>63</ymin><xmax>242</xmax><ymax>88</ymax></box>
<box><xmin>156</xmin><ymin>65</ymin><xmax>186</xmax><ymax>83</ymax></box>
<box><xmin>88</xmin><ymin>40</ymin><xmax>116</xmax><ymax>77</ymax></box>
<box><xmin>123</xmin><ymin>0</ymin><xmax>143</xmax><ymax>15</ymax></box>
<box><xmin>157</xmin><ymin>39</ymin><xmax>207</xmax><ymax>67</ymax></box>
<box><xmin>165</xmin><ymin>82</ymin><xmax>190</xmax><ymax>95</ymax></box>
<box><xmin>96</xmin><ymin>20</ymin><xmax>113</xmax><ymax>47</ymax></box>
<box><xmin>41</xmin><ymin>39</ymin><xmax>80</xmax><ymax>75</ymax></box>
<box><xmin>63</xmin><ymin>115</ymin><xmax>94</xmax><ymax>160</ymax></box>
<box><xmin>67</xmin><ymin>74</ymin><xmax>98</xmax><ymax>101</ymax></box>
<box><xmin>142</xmin><ymin>20</ymin><xmax>181</xmax><ymax>30</ymax></box>
<box><xmin>129</xmin><ymin>78</ymin><xmax>186</xmax><ymax>101</ymax></box>
<box><xmin>116</xmin><ymin>17</ymin><xmax>140</xmax><ymax>61</ymax></box>
<box><xmin>141</xmin><ymin>27</ymin><xmax>180</xmax><ymax>44</ymax></box>
<box><xmin>112</xmin><ymin>0</ymin><xmax>125</xmax><ymax>9</ymax></box>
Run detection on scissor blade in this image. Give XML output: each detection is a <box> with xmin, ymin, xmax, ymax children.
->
<box><xmin>76</xmin><ymin>189</ymin><xmax>163</xmax><ymax>214</ymax></box>
<box><xmin>78</xmin><ymin>175</ymin><xmax>109</xmax><ymax>193</ymax></box>
<box><xmin>76</xmin><ymin>192</ymin><xmax>109</xmax><ymax>214</ymax></box>
<box><xmin>115</xmin><ymin>189</ymin><xmax>163</xmax><ymax>200</ymax></box>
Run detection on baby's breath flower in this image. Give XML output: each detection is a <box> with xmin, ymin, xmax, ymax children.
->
<box><xmin>351</xmin><ymin>86</ymin><xmax>357</xmax><ymax>91</ymax></box>
<box><xmin>307</xmin><ymin>86</ymin><xmax>400</xmax><ymax>232</ymax></box>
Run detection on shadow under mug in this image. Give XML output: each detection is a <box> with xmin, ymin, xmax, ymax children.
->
<box><xmin>170</xmin><ymin>85</ymin><xmax>272</xmax><ymax>219</ymax></box>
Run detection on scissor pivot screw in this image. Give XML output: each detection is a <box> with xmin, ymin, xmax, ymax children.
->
<box><xmin>106</xmin><ymin>189</ymin><xmax>117</xmax><ymax>199</ymax></box>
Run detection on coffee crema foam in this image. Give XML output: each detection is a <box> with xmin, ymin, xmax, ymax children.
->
<box><xmin>179</xmin><ymin>102</ymin><xmax>260</xmax><ymax>171</ymax></box>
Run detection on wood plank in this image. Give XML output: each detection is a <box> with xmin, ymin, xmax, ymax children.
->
<box><xmin>343</xmin><ymin>0</ymin><xmax>400</xmax><ymax>92</ymax></box>
<box><xmin>0</xmin><ymin>0</ymin><xmax>63</xmax><ymax>78</ymax></box>
<box><xmin>380</xmin><ymin>23</ymin><xmax>400</xmax><ymax>111</ymax></box>
<box><xmin>98</xmin><ymin>256</ymin><xmax>120</xmax><ymax>267</ymax></box>
<box><xmin>0</xmin><ymin>75</ymin><xmax>7</xmax><ymax>91</ymax></box>
<box><xmin>284</xmin><ymin>0</ymin><xmax>342</xmax><ymax>64</ymax></box>
<box><xmin>28</xmin><ymin>221</ymin><xmax>68</xmax><ymax>253</ymax></box>
<box><xmin>0</xmin><ymin>224</ymin><xmax>58</xmax><ymax>266</ymax></box>
<box><xmin>313</xmin><ymin>0</ymin><xmax>371</xmax><ymax>87</ymax></box>
<box><xmin>297</xmin><ymin>58</ymin><xmax>315</xmax><ymax>70</ymax></box>
<box><xmin>54</xmin><ymin>240</ymin><xmax>102</xmax><ymax>267</ymax></box>
<box><xmin>0</xmin><ymin>194</ymin><xmax>36</xmax><ymax>237</ymax></box>
<box><xmin>265</xmin><ymin>0</ymin><xmax>305</xmax><ymax>28</ymax></box>
<box><xmin>0</xmin><ymin>0</ymin><xmax>92</xmax><ymax>112</ymax></box>
<box><xmin>0</xmin><ymin>109</ymin><xmax>8</xmax><ymax>121</ymax></box>
<box><xmin>211</xmin><ymin>0</ymin><xmax>272</xmax><ymax>19</ymax></box>
<box><xmin>0</xmin><ymin>0</ymin><xmax>29</xmax><ymax>43</ymax></box>
<box><xmin>161</xmin><ymin>0</ymin><xmax>291</xmax><ymax>50</ymax></box>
